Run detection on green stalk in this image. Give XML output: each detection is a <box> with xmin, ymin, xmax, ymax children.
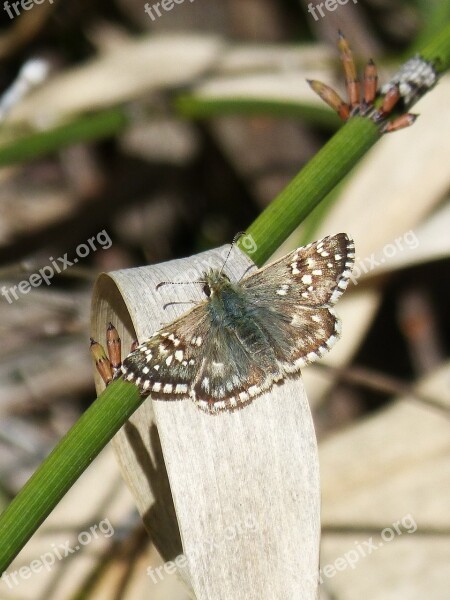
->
<box><xmin>420</xmin><ymin>20</ymin><xmax>450</xmax><ymax>70</ymax></box>
<box><xmin>0</xmin><ymin>108</ymin><xmax>129</xmax><ymax>166</ymax></box>
<box><xmin>243</xmin><ymin>116</ymin><xmax>378</xmax><ymax>266</ymax></box>
<box><xmin>174</xmin><ymin>96</ymin><xmax>341</xmax><ymax>130</ymax></box>
<box><xmin>1</xmin><ymin>25</ymin><xmax>449</xmax><ymax>573</ymax></box>
<box><xmin>412</xmin><ymin>12</ymin><xmax>450</xmax><ymax>64</ymax></box>
<box><xmin>0</xmin><ymin>379</ymin><xmax>141</xmax><ymax>571</ymax></box>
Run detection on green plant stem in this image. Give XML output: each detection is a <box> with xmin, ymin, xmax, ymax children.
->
<box><xmin>417</xmin><ymin>19</ymin><xmax>450</xmax><ymax>69</ymax></box>
<box><xmin>0</xmin><ymin>380</ymin><xmax>141</xmax><ymax>572</ymax></box>
<box><xmin>243</xmin><ymin>117</ymin><xmax>379</xmax><ymax>266</ymax></box>
<box><xmin>174</xmin><ymin>96</ymin><xmax>341</xmax><ymax>130</ymax></box>
<box><xmin>410</xmin><ymin>3</ymin><xmax>450</xmax><ymax>57</ymax></box>
<box><xmin>0</xmin><ymin>108</ymin><xmax>129</xmax><ymax>166</ymax></box>
<box><xmin>0</xmin><ymin>115</ymin><xmax>378</xmax><ymax>575</ymax></box>
<box><xmin>1</xmin><ymin>25</ymin><xmax>449</xmax><ymax>573</ymax></box>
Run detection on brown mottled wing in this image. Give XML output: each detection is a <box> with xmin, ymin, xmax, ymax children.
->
<box><xmin>241</xmin><ymin>233</ymin><xmax>354</xmax><ymax>374</ymax></box>
<box><xmin>120</xmin><ymin>302</ymin><xmax>210</xmax><ymax>399</ymax></box>
<box><xmin>242</xmin><ymin>233</ymin><xmax>355</xmax><ymax>307</ymax></box>
<box><xmin>120</xmin><ymin>299</ymin><xmax>279</xmax><ymax>413</ymax></box>
<box><xmin>190</xmin><ymin>309</ymin><xmax>282</xmax><ymax>413</ymax></box>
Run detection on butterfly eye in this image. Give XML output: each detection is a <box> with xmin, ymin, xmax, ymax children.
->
<box><xmin>203</xmin><ymin>284</ymin><xmax>211</xmax><ymax>297</ymax></box>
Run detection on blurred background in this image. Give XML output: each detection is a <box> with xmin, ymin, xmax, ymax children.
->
<box><xmin>0</xmin><ymin>1</ymin><xmax>449</xmax><ymax>599</ymax></box>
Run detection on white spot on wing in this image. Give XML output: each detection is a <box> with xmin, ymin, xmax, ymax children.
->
<box><xmin>326</xmin><ymin>335</ymin><xmax>337</xmax><ymax>347</ymax></box>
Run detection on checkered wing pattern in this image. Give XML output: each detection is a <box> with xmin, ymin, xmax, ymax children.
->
<box><xmin>121</xmin><ymin>305</ymin><xmax>210</xmax><ymax>399</ymax></box>
<box><xmin>241</xmin><ymin>233</ymin><xmax>355</xmax><ymax>376</ymax></box>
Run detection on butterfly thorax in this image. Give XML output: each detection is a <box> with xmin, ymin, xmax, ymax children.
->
<box><xmin>202</xmin><ymin>269</ymin><xmax>232</xmax><ymax>296</ymax></box>
<box><xmin>203</xmin><ymin>269</ymin><xmax>248</xmax><ymax>326</ymax></box>
<box><xmin>202</xmin><ymin>269</ymin><xmax>279</xmax><ymax>370</ymax></box>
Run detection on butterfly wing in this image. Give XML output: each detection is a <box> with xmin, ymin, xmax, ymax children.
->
<box><xmin>120</xmin><ymin>303</ymin><xmax>211</xmax><ymax>398</ymax></box>
<box><xmin>121</xmin><ymin>299</ymin><xmax>279</xmax><ymax>413</ymax></box>
<box><xmin>121</xmin><ymin>233</ymin><xmax>354</xmax><ymax>413</ymax></box>
<box><xmin>190</xmin><ymin>307</ymin><xmax>282</xmax><ymax>413</ymax></box>
<box><xmin>241</xmin><ymin>233</ymin><xmax>354</xmax><ymax>373</ymax></box>
<box><xmin>242</xmin><ymin>233</ymin><xmax>355</xmax><ymax>307</ymax></box>
<box><xmin>189</xmin><ymin>231</ymin><xmax>356</xmax><ymax>412</ymax></box>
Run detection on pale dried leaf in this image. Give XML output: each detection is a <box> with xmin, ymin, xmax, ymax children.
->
<box><xmin>91</xmin><ymin>245</ymin><xmax>321</xmax><ymax>599</ymax></box>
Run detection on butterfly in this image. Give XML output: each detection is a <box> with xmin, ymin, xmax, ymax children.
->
<box><xmin>120</xmin><ymin>233</ymin><xmax>355</xmax><ymax>413</ymax></box>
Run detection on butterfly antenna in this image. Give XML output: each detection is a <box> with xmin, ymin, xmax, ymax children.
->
<box><xmin>219</xmin><ymin>231</ymin><xmax>246</xmax><ymax>275</ymax></box>
<box><xmin>162</xmin><ymin>300</ymin><xmax>197</xmax><ymax>310</ymax></box>
<box><xmin>156</xmin><ymin>280</ymin><xmax>206</xmax><ymax>290</ymax></box>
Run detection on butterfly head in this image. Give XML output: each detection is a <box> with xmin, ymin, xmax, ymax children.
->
<box><xmin>202</xmin><ymin>269</ymin><xmax>231</xmax><ymax>298</ymax></box>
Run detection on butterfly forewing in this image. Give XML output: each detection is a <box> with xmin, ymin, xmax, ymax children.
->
<box><xmin>121</xmin><ymin>304</ymin><xmax>208</xmax><ymax>398</ymax></box>
<box><xmin>242</xmin><ymin>233</ymin><xmax>355</xmax><ymax>307</ymax></box>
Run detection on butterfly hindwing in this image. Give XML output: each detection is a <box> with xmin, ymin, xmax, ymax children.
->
<box><xmin>191</xmin><ymin>314</ymin><xmax>282</xmax><ymax>413</ymax></box>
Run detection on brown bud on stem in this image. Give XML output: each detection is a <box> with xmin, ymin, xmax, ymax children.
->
<box><xmin>90</xmin><ymin>338</ymin><xmax>114</xmax><ymax>385</ymax></box>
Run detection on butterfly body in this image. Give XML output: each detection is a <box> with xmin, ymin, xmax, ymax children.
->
<box><xmin>120</xmin><ymin>233</ymin><xmax>355</xmax><ymax>413</ymax></box>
